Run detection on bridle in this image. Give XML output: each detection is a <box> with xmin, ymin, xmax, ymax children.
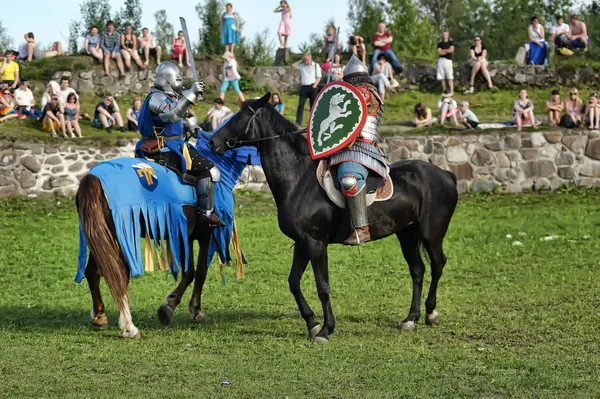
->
<box><xmin>225</xmin><ymin>105</ymin><xmax>307</xmax><ymax>148</ymax></box>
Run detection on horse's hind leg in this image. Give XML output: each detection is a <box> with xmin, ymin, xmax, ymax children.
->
<box><xmin>189</xmin><ymin>226</ymin><xmax>211</xmax><ymax>323</ymax></box>
<box><xmin>309</xmin><ymin>241</ymin><xmax>335</xmax><ymax>343</ymax></box>
<box><xmin>422</xmin><ymin>236</ymin><xmax>447</xmax><ymax>327</ymax></box>
<box><xmin>289</xmin><ymin>243</ymin><xmax>320</xmax><ymax>337</ymax></box>
<box><xmin>158</xmin><ymin>239</ymin><xmax>196</xmax><ymax>326</ymax></box>
<box><xmin>84</xmin><ymin>255</ymin><xmax>108</xmax><ymax>329</ymax></box>
<box><xmin>397</xmin><ymin>225</ymin><xmax>426</xmax><ymax>331</ymax></box>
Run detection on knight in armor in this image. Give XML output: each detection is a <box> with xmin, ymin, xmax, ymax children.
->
<box><xmin>136</xmin><ymin>61</ymin><xmax>225</xmax><ymax>227</ymax></box>
<box><xmin>329</xmin><ymin>55</ymin><xmax>387</xmax><ymax>245</ymax></box>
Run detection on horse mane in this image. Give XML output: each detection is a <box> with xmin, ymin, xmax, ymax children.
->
<box><xmin>263</xmin><ymin>104</ymin><xmax>310</xmax><ymax>156</ymax></box>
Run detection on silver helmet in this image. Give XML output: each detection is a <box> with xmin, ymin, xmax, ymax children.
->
<box><xmin>343</xmin><ymin>54</ymin><xmax>369</xmax><ymax>77</ymax></box>
<box><xmin>155</xmin><ymin>62</ymin><xmax>183</xmax><ymax>95</ymax></box>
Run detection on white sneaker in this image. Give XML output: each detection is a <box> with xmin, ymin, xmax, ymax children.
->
<box><xmin>468</xmin><ymin>86</ymin><xmax>475</xmax><ymax>94</ymax></box>
<box><xmin>178</xmin><ymin>63</ymin><xmax>183</xmax><ymax>67</ymax></box>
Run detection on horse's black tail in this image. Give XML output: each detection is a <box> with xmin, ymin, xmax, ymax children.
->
<box><xmin>445</xmin><ymin>170</ymin><xmax>457</xmax><ymax>186</ymax></box>
<box><xmin>76</xmin><ymin>174</ymin><xmax>129</xmax><ymax>312</ymax></box>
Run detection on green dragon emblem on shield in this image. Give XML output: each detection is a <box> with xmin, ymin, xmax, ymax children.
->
<box><xmin>307</xmin><ymin>81</ymin><xmax>368</xmax><ymax>160</ymax></box>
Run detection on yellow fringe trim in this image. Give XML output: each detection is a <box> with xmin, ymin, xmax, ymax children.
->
<box><xmin>182</xmin><ymin>144</ymin><xmax>193</xmax><ymax>172</ymax></box>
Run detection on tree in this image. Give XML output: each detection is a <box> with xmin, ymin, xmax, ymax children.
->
<box><xmin>445</xmin><ymin>0</ymin><xmax>493</xmax><ymax>61</ymax></box>
<box><xmin>114</xmin><ymin>0</ymin><xmax>143</xmax><ymax>33</ymax></box>
<box><xmin>387</xmin><ymin>0</ymin><xmax>436</xmax><ymax>60</ymax></box>
<box><xmin>196</xmin><ymin>0</ymin><xmax>224</xmax><ymax>55</ymax></box>
<box><xmin>79</xmin><ymin>0</ymin><xmax>112</xmax><ymax>34</ymax></box>
<box><xmin>154</xmin><ymin>9</ymin><xmax>175</xmax><ymax>53</ymax></box>
<box><xmin>68</xmin><ymin>20</ymin><xmax>81</xmax><ymax>54</ymax></box>
<box><xmin>420</xmin><ymin>0</ymin><xmax>453</xmax><ymax>31</ymax></box>
<box><xmin>244</xmin><ymin>28</ymin><xmax>276</xmax><ymax>67</ymax></box>
<box><xmin>347</xmin><ymin>0</ymin><xmax>387</xmax><ymax>40</ymax></box>
<box><xmin>0</xmin><ymin>20</ymin><xmax>12</xmax><ymax>54</ymax></box>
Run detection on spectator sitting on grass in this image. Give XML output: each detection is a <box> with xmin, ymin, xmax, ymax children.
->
<box><xmin>85</xmin><ymin>26</ymin><xmax>104</xmax><ymax>62</ymax></box>
<box><xmin>41</xmin><ymin>81</ymin><xmax>62</xmax><ymax>111</ymax></box>
<box><xmin>44</xmin><ymin>42</ymin><xmax>64</xmax><ymax>58</ymax></box>
<box><xmin>546</xmin><ymin>89</ymin><xmax>563</xmax><ymax>127</ymax></box>
<box><xmin>371</xmin><ymin>54</ymin><xmax>393</xmax><ymax>99</ymax></box>
<box><xmin>93</xmin><ymin>95</ymin><xmax>125</xmax><ymax>133</ymax></box>
<box><xmin>468</xmin><ymin>36</ymin><xmax>494</xmax><ymax>93</ymax></box>
<box><xmin>551</xmin><ymin>16</ymin><xmax>570</xmax><ymax>49</ymax></box>
<box><xmin>100</xmin><ymin>21</ymin><xmax>126</xmax><ymax>77</ymax></box>
<box><xmin>437</xmin><ymin>90</ymin><xmax>459</xmax><ymax>127</ymax></box>
<box><xmin>121</xmin><ymin>24</ymin><xmax>147</xmax><ymax>71</ymax></box>
<box><xmin>565</xmin><ymin>88</ymin><xmax>583</xmax><ymax>128</ymax></box>
<box><xmin>41</xmin><ymin>95</ymin><xmax>67</xmax><ymax>137</ymax></box>
<box><xmin>0</xmin><ymin>50</ymin><xmax>20</xmax><ymax>90</ymax></box>
<box><xmin>207</xmin><ymin>98</ymin><xmax>233</xmax><ymax>130</ymax></box>
<box><xmin>527</xmin><ymin>16</ymin><xmax>547</xmax><ymax>65</ymax></box>
<box><xmin>0</xmin><ymin>89</ymin><xmax>18</xmax><ymax>123</ymax></box>
<box><xmin>220</xmin><ymin>51</ymin><xmax>245</xmax><ymax>104</ymax></box>
<box><xmin>331</xmin><ymin>53</ymin><xmax>344</xmax><ymax>81</ymax></box>
<box><xmin>513</xmin><ymin>88</ymin><xmax>538</xmax><ymax>131</ymax></box>
<box><xmin>412</xmin><ymin>103</ymin><xmax>436</xmax><ymax>128</ymax></box>
<box><xmin>138</xmin><ymin>28</ymin><xmax>162</xmax><ymax>65</ymax></box>
<box><xmin>270</xmin><ymin>93</ymin><xmax>285</xmax><ymax>115</ymax></box>
<box><xmin>584</xmin><ymin>93</ymin><xmax>600</xmax><ymax>130</ymax></box>
<box><xmin>59</xmin><ymin>76</ymin><xmax>78</xmax><ymax>104</ymax></box>
<box><xmin>371</xmin><ymin>23</ymin><xmax>402</xmax><ymax>73</ymax></box>
<box><xmin>348</xmin><ymin>35</ymin><xmax>366</xmax><ymax>64</ymax></box>
<box><xmin>64</xmin><ymin>93</ymin><xmax>83</xmax><ymax>138</ymax></box>
<box><xmin>17</xmin><ymin>33</ymin><xmax>43</xmax><ymax>62</ymax></box>
<box><xmin>127</xmin><ymin>97</ymin><xmax>142</xmax><ymax>131</ymax></box>
<box><xmin>14</xmin><ymin>78</ymin><xmax>42</xmax><ymax>119</ymax></box>
<box><xmin>459</xmin><ymin>101</ymin><xmax>479</xmax><ymax>129</ymax></box>
<box><xmin>569</xmin><ymin>15</ymin><xmax>589</xmax><ymax>52</ymax></box>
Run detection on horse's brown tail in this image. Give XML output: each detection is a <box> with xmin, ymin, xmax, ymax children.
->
<box><xmin>76</xmin><ymin>174</ymin><xmax>128</xmax><ymax>312</ymax></box>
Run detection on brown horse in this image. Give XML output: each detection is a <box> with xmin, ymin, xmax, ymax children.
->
<box><xmin>76</xmin><ymin>174</ymin><xmax>211</xmax><ymax>339</ymax></box>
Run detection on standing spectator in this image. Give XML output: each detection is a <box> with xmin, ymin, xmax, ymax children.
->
<box><xmin>274</xmin><ymin>1</ymin><xmax>292</xmax><ymax>49</ymax></box>
<box><xmin>437</xmin><ymin>30</ymin><xmax>455</xmax><ymax>94</ymax></box>
<box><xmin>41</xmin><ymin>81</ymin><xmax>61</xmax><ymax>110</ymax></box>
<box><xmin>220</xmin><ymin>51</ymin><xmax>245</xmax><ymax>103</ymax></box>
<box><xmin>207</xmin><ymin>98</ymin><xmax>233</xmax><ymax>130</ymax></box>
<box><xmin>569</xmin><ymin>15</ymin><xmax>589</xmax><ymax>52</ymax></box>
<box><xmin>220</xmin><ymin>3</ymin><xmax>241</xmax><ymax>53</ymax></box>
<box><xmin>85</xmin><ymin>26</ymin><xmax>104</xmax><ymax>62</ymax></box>
<box><xmin>458</xmin><ymin>101</ymin><xmax>479</xmax><ymax>129</ymax></box>
<box><xmin>0</xmin><ymin>51</ymin><xmax>20</xmax><ymax>89</ymax></box>
<box><xmin>331</xmin><ymin>53</ymin><xmax>344</xmax><ymax>81</ymax></box>
<box><xmin>17</xmin><ymin>33</ymin><xmax>43</xmax><ymax>62</ymax></box>
<box><xmin>121</xmin><ymin>25</ymin><xmax>146</xmax><ymax>71</ymax></box>
<box><xmin>412</xmin><ymin>103</ymin><xmax>436</xmax><ymax>127</ymax></box>
<box><xmin>271</xmin><ymin>93</ymin><xmax>285</xmax><ymax>115</ymax></box>
<box><xmin>468</xmin><ymin>36</ymin><xmax>494</xmax><ymax>93</ymax></box>
<box><xmin>527</xmin><ymin>16</ymin><xmax>547</xmax><ymax>65</ymax></box>
<box><xmin>546</xmin><ymin>89</ymin><xmax>563</xmax><ymax>127</ymax></box>
<box><xmin>437</xmin><ymin>90</ymin><xmax>459</xmax><ymax>127</ymax></box>
<box><xmin>348</xmin><ymin>35</ymin><xmax>366</xmax><ymax>64</ymax></box>
<box><xmin>0</xmin><ymin>89</ymin><xmax>18</xmax><ymax>123</ymax></box>
<box><xmin>14</xmin><ymin>78</ymin><xmax>42</xmax><ymax>119</ymax></box>
<box><xmin>564</xmin><ymin>88</ymin><xmax>583</xmax><ymax>128</ymax></box>
<box><xmin>371</xmin><ymin>23</ymin><xmax>402</xmax><ymax>73</ymax></box>
<box><xmin>172</xmin><ymin>31</ymin><xmax>190</xmax><ymax>68</ymax></box>
<box><xmin>64</xmin><ymin>93</ymin><xmax>82</xmax><ymax>138</ymax></box>
<box><xmin>58</xmin><ymin>76</ymin><xmax>78</xmax><ymax>104</ymax></box>
<box><xmin>138</xmin><ymin>28</ymin><xmax>162</xmax><ymax>65</ymax></box>
<box><xmin>585</xmin><ymin>93</ymin><xmax>600</xmax><ymax>130</ymax></box>
<box><xmin>324</xmin><ymin>26</ymin><xmax>341</xmax><ymax>62</ymax></box>
<box><xmin>292</xmin><ymin>52</ymin><xmax>321</xmax><ymax>126</ymax></box>
<box><xmin>127</xmin><ymin>97</ymin><xmax>142</xmax><ymax>131</ymax></box>
<box><xmin>551</xmin><ymin>16</ymin><xmax>571</xmax><ymax>49</ymax></box>
<box><xmin>41</xmin><ymin>95</ymin><xmax>67</xmax><ymax>137</ymax></box>
<box><xmin>513</xmin><ymin>89</ymin><xmax>538</xmax><ymax>131</ymax></box>
<box><xmin>100</xmin><ymin>21</ymin><xmax>126</xmax><ymax>77</ymax></box>
<box><xmin>371</xmin><ymin>54</ymin><xmax>393</xmax><ymax>99</ymax></box>
<box><xmin>93</xmin><ymin>95</ymin><xmax>125</xmax><ymax>133</ymax></box>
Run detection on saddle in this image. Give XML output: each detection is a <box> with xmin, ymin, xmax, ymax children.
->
<box><xmin>139</xmin><ymin>138</ymin><xmax>197</xmax><ymax>186</ymax></box>
<box><xmin>316</xmin><ymin>160</ymin><xmax>394</xmax><ymax>208</ymax></box>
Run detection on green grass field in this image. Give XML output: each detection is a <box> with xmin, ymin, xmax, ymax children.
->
<box><xmin>0</xmin><ymin>190</ymin><xmax>599</xmax><ymax>398</ymax></box>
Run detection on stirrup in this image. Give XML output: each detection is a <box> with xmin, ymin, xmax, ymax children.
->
<box><xmin>198</xmin><ymin>211</ymin><xmax>226</xmax><ymax>227</ymax></box>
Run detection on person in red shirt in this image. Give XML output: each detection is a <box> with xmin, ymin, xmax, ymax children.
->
<box><xmin>371</xmin><ymin>22</ymin><xmax>402</xmax><ymax>73</ymax></box>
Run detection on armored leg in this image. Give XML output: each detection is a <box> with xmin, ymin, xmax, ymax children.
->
<box><xmin>196</xmin><ymin>166</ymin><xmax>225</xmax><ymax>227</ymax></box>
<box><xmin>338</xmin><ymin>164</ymin><xmax>371</xmax><ymax>245</ymax></box>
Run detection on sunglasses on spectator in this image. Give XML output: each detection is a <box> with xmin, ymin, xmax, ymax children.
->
<box><xmin>474</xmin><ymin>38</ymin><xmax>481</xmax><ymax>41</ymax></box>
<box><xmin>2</xmin><ymin>92</ymin><xmax>10</xmax><ymax>95</ymax></box>
<box><xmin>570</xmin><ymin>92</ymin><xmax>578</xmax><ymax>96</ymax></box>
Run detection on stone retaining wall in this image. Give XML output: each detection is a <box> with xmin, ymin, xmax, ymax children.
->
<box><xmin>1</xmin><ymin>130</ymin><xmax>600</xmax><ymax>197</ymax></box>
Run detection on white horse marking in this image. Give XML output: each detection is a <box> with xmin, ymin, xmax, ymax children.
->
<box><xmin>118</xmin><ymin>296</ymin><xmax>140</xmax><ymax>339</ymax></box>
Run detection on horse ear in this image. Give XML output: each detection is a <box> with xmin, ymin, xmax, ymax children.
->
<box><xmin>258</xmin><ymin>92</ymin><xmax>271</xmax><ymax>108</ymax></box>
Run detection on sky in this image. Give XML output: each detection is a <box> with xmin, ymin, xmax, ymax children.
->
<box><xmin>3</xmin><ymin>0</ymin><xmax>351</xmax><ymax>52</ymax></box>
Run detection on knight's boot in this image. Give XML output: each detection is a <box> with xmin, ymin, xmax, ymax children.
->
<box><xmin>341</xmin><ymin>178</ymin><xmax>370</xmax><ymax>246</ymax></box>
<box><xmin>196</xmin><ymin>176</ymin><xmax>225</xmax><ymax>227</ymax></box>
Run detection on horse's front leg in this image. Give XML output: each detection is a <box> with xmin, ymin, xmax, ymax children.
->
<box><xmin>84</xmin><ymin>255</ymin><xmax>108</xmax><ymax>329</ymax></box>
<box><xmin>189</xmin><ymin>225</ymin><xmax>211</xmax><ymax>323</ymax></box>
<box><xmin>157</xmin><ymin>239</ymin><xmax>196</xmax><ymax>326</ymax></box>
<box><xmin>309</xmin><ymin>241</ymin><xmax>334</xmax><ymax>343</ymax></box>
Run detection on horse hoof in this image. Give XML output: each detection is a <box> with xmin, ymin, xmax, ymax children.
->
<box><xmin>157</xmin><ymin>304</ymin><xmax>174</xmax><ymax>326</ymax></box>
<box><xmin>91</xmin><ymin>311</ymin><xmax>108</xmax><ymax>329</ymax></box>
<box><xmin>123</xmin><ymin>328</ymin><xmax>141</xmax><ymax>339</ymax></box>
<box><xmin>314</xmin><ymin>336</ymin><xmax>329</xmax><ymax>344</ymax></box>
<box><xmin>399</xmin><ymin>320</ymin><xmax>416</xmax><ymax>331</ymax></box>
<box><xmin>91</xmin><ymin>321</ymin><xmax>109</xmax><ymax>330</ymax></box>
<box><xmin>190</xmin><ymin>311</ymin><xmax>206</xmax><ymax>323</ymax></box>
<box><xmin>309</xmin><ymin>324</ymin><xmax>321</xmax><ymax>338</ymax></box>
<box><xmin>426</xmin><ymin>310</ymin><xmax>439</xmax><ymax>326</ymax></box>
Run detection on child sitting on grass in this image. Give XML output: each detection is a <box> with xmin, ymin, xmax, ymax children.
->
<box><xmin>412</xmin><ymin>103</ymin><xmax>437</xmax><ymax>127</ymax></box>
<box><xmin>584</xmin><ymin>93</ymin><xmax>600</xmax><ymax>130</ymax></box>
<box><xmin>459</xmin><ymin>101</ymin><xmax>479</xmax><ymax>129</ymax></box>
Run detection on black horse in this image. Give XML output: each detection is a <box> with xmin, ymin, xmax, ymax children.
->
<box><xmin>210</xmin><ymin>93</ymin><xmax>458</xmax><ymax>342</ymax></box>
